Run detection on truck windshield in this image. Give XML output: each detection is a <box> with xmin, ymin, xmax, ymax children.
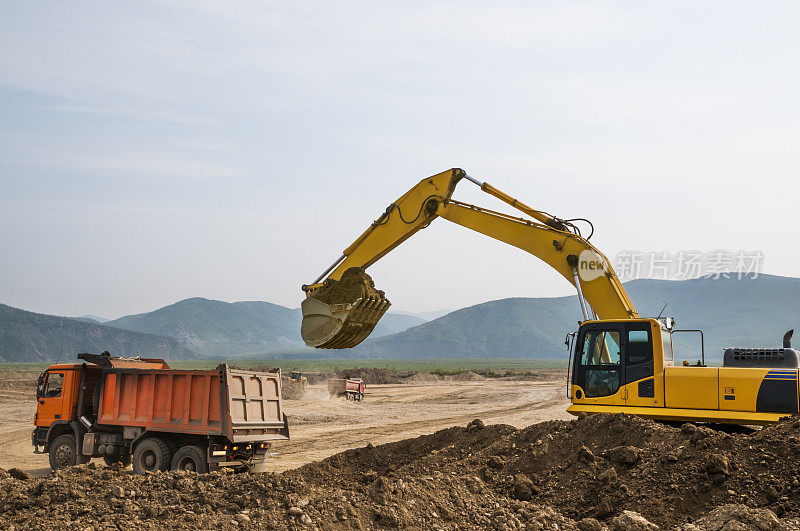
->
<box><xmin>43</xmin><ymin>373</ymin><xmax>64</xmax><ymax>398</ymax></box>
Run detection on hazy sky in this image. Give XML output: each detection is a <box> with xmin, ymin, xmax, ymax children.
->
<box><xmin>2</xmin><ymin>1</ymin><xmax>799</xmax><ymax>319</ymax></box>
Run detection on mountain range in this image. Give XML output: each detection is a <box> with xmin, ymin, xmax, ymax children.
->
<box><xmin>0</xmin><ymin>303</ymin><xmax>196</xmax><ymax>363</ymax></box>
<box><xmin>103</xmin><ymin>298</ymin><xmax>425</xmax><ymax>356</ymax></box>
<box><xmin>356</xmin><ymin>274</ymin><xmax>800</xmax><ymax>360</ymax></box>
<box><xmin>1</xmin><ymin>274</ymin><xmax>798</xmax><ymax>362</ymax></box>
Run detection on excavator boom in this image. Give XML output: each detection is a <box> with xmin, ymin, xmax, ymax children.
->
<box><xmin>301</xmin><ymin>168</ymin><xmax>638</xmax><ymax>348</ymax></box>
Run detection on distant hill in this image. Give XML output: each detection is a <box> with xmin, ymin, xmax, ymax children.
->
<box><xmin>391</xmin><ymin>309</ymin><xmax>452</xmax><ymax>321</ymax></box>
<box><xmin>353</xmin><ymin>296</ymin><xmax>578</xmax><ymax>358</ymax></box>
<box><xmin>105</xmin><ymin>298</ymin><xmax>300</xmax><ymax>357</ymax></box>
<box><xmin>6</xmin><ymin>274</ymin><xmax>798</xmax><ymax>362</ymax></box>
<box><xmin>105</xmin><ymin>298</ymin><xmax>426</xmax><ymax>356</ymax></box>
<box><xmin>373</xmin><ymin>313</ymin><xmax>427</xmax><ymax>336</ymax></box>
<box><xmin>354</xmin><ymin>274</ymin><xmax>800</xmax><ymax>360</ymax></box>
<box><xmin>0</xmin><ymin>303</ymin><xmax>197</xmax><ymax>362</ymax></box>
<box><xmin>624</xmin><ymin>275</ymin><xmax>800</xmax><ymax>360</ymax></box>
<box><xmin>78</xmin><ymin>314</ymin><xmax>109</xmax><ymax>323</ymax></box>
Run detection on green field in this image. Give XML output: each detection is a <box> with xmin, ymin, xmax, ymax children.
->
<box><xmin>0</xmin><ymin>358</ymin><xmax>567</xmax><ymax>373</ymax></box>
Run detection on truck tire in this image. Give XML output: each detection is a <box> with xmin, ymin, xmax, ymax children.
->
<box><xmin>49</xmin><ymin>434</ymin><xmax>85</xmax><ymax>470</ymax></box>
<box><xmin>104</xmin><ymin>454</ymin><xmax>132</xmax><ymax>468</ymax></box>
<box><xmin>132</xmin><ymin>437</ymin><xmax>172</xmax><ymax>474</ymax></box>
<box><xmin>171</xmin><ymin>445</ymin><xmax>207</xmax><ymax>473</ymax></box>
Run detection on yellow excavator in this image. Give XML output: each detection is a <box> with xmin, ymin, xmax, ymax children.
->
<box><xmin>301</xmin><ymin>168</ymin><xmax>799</xmax><ymax>425</ymax></box>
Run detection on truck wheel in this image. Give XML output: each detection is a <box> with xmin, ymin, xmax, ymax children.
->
<box><xmin>171</xmin><ymin>445</ymin><xmax>207</xmax><ymax>473</ymax></box>
<box><xmin>104</xmin><ymin>454</ymin><xmax>132</xmax><ymax>468</ymax></box>
<box><xmin>132</xmin><ymin>438</ymin><xmax>172</xmax><ymax>474</ymax></box>
<box><xmin>49</xmin><ymin>434</ymin><xmax>80</xmax><ymax>470</ymax></box>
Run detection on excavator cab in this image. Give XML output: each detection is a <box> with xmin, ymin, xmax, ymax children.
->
<box><xmin>570</xmin><ymin>319</ymin><xmax>661</xmax><ymax>408</ymax></box>
<box><xmin>289</xmin><ymin>371</ymin><xmax>309</xmax><ymax>387</ymax></box>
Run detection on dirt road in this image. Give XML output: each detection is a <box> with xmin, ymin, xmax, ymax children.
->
<box><xmin>0</xmin><ymin>370</ymin><xmax>571</xmax><ymax>475</ymax></box>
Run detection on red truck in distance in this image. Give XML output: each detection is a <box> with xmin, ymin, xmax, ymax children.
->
<box><xmin>327</xmin><ymin>378</ymin><xmax>366</xmax><ymax>401</ymax></box>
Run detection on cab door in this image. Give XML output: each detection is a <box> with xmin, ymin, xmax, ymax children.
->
<box><xmin>572</xmin><ymin>323</ymin><xmax>626</xmax><ymax>406</ymax></box>
<box><xmin>622</xmin><ymin>323</ymin><xmax>661</xmax><ymax>407</ymax></box>
<box><xmin>36</xmin><ymin>371</ymin><xmax>66</xmax><ymax>428</ymax></box>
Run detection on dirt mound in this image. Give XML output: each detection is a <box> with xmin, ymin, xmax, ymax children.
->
<box><xmin>337</xmin><ymin>367</ymin><xmax>410</xmax><ymax>385</ymax></box>
<box><xmin>0</xmin><ymin>462</ymin><xmax>578</xmax><ymax>530</ymax></box>
<box><xmin>280</xmin><ymin>377</ymin><xmax>306</xmax><ymax>400</ymax></box>
<box><xmin>6</xmin><ymin>414</ymin><xmax>800</xmax><ymax>529</ymax></box>
<box><xmin>447</xmin><ymin>370</ymin><xmax>486</xmax><ymax>381</ymax></box>
<box><xmin>294</xmin><ymin>413</ymin><xmax>800</xmax><ymax>528</ymax></box>
<box><xmin>313</xmin><ymin>267</ymin><xmax>383</xmax><ymax>305</ymax></box>
<box><xmin>403</xmin><ymin>371</ymin><xmax>443</xmax><ymax>383</ymax></box>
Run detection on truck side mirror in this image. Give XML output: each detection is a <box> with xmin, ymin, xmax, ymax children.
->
<box><xmin>36</xmin><ymin>373</ymin><xmax>45</xmax><ymax>400</ymax></box>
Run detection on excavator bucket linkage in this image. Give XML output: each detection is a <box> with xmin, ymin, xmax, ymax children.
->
<box><xmin>301</xmin><ymin>268</ymin><xmax>391</xmax><ymax>349</ymax></box>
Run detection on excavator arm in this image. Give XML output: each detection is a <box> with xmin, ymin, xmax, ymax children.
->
<box><xmin>301</xmin><ymin>168</ymin><xmax>638</xmax><ymax>348</ymax></box>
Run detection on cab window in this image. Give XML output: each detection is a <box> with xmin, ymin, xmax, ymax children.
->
<box><xmin>580</xmin><ymin>330</ymin><xmax>621</xmax><ymax>397</ymax></box>
<box><xmin>581</xmin><ymin>330</ymin><xmax>621</xmax><ymax>366</ymax></box>
<box><xmin>43</xmin><ymin>373</ymin><xmax>64</xmax><ymax>398</ymax></box>
<box><xmin>627</xmin><ymin>330</ymin><xmax>652</xmax><ymax>364</ymax></box>
<box><xmin>661</xmin><ymin>330</ymin><xmax>674</xmax><ymax>362</ymax></box>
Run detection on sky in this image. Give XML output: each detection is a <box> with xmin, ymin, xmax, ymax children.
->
<box><xmin>1</xmin><ymin>1</ymin><xmax>799</xmax><ymax>319</ymax></box>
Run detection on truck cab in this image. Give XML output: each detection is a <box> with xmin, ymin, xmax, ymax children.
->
<box><xmin>33</xmin><ymin>363</ymin><xmax>102</xmax><ymax>467</ymax></box>
<box><xmin>36</xmin><ymin>365</ymin><xmax>77</xmax><ymax>431</ymax></box>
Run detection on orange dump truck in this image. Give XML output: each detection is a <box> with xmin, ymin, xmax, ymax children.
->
<box><xmin>32</xmin><ymin>353</ymin><xmax>289</xmax><ymax>474</ymax></box>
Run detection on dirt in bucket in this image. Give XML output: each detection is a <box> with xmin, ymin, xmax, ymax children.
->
<box><xmin>313</xmin><ymin>267</ymin><xmax>384</xmax><ymax>305</ymax></box>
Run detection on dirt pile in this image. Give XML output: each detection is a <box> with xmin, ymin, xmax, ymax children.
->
<box><xmin>403</xmin><ymin>371</ymin><xmax>443</xmax><ymax>383</ymax></box>
<box><xmin>281</xmin><ymin>377</ymin><xmax>307</xmax><ymax>400</ymax></box>
<box><xmin>313</xmin><ymin>267</ymin><xmax>384</xmax><ymax>305</ymax></box>
<box><xmin>447</xmin><ymin>370</ymin><xmax>486</xmax><ymax>382</ymax></box>
<box><xmin>6</xmin><ymin>414</ymin><xmax>800</xmax><ymax>529</ymax></box>
<box><xmin>337</xmin><ymin>367</ymin><xmax>411</xmax><ymax>385</ymax></box>
<box><xmin>0</xmin><ymin>463</ymin><xmax>578</xmax><ymax>530</ymax></box>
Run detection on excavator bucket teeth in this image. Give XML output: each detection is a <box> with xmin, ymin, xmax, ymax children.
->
<box><xmin>301</xmin><ymin>268</ymin><xmax>391</xmax><ymax>349</ymax></box>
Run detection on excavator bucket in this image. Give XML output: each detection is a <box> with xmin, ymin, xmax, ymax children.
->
<box><xmin>301</xmin><ymin>268</ymin><xmax>391</xmax><ymax>349</ymax></box>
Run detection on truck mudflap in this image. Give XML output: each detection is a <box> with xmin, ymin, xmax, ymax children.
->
<box><xmin>224</xmin><ymin>366</ymin><xmax>290</xmax><ymax>443</ymax></box>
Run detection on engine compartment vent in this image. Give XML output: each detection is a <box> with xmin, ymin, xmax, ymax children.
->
<box><xmin>723</xmin><ymin>348</ymin><xmax>800</xmax><ymax>368</ymax></box>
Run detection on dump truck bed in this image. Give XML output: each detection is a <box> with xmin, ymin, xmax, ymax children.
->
<box><xmin>96</xmin><ymin>365</ymin><xmax>289</xmax><ymax>443</ymax></box>
<box><xmin>327</xmin><ymin>378</ymin><xmax>365</xmax><ymax>396</ymax></box>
